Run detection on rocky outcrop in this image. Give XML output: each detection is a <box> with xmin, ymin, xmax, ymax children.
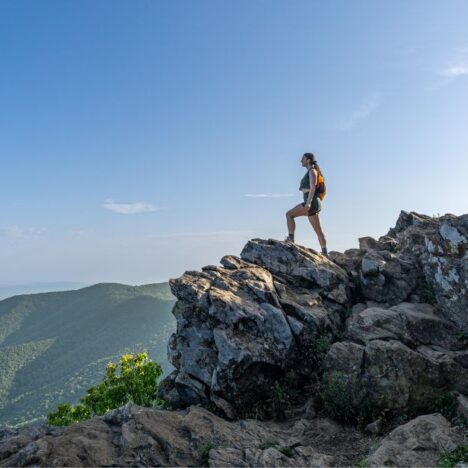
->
<box><xmin>161</xmin><ymin>239</ymin><xmax>351</xmax><ymax>415</ymax></box>
<box><xmin>160</xmin><ymin>212</ymin><xmax>468</xmax><ymax>421</ymax></box>
<box><xmin>367</xmin><ymin>413</ymin><xmax>463</xmax><ymax>467</ymax></box>
<box><xmin>1</xmin><ymin>211</ymin><xmax>467</xmax><ymax>467</ymax></box>
<box><xmin>0</xmin><ymin>401</ymin><xmax>376</xmax><ymax>467</ymax></box>
<box><xmin>332</xmin><ymin>211</ymin><xmax>468</xmax><ymax>329</ymax></box>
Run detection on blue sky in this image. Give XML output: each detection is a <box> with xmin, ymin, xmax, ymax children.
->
<box><xmin>1</xmin><ymin>0</ymin><xmax>467</xmax><ymax>285</ymax></box>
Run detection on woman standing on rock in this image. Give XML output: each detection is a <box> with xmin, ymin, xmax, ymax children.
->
<box><xmin>285</xmin><ymin>152</ymin><xmax>328</xmax><ymax>256</ymax></box>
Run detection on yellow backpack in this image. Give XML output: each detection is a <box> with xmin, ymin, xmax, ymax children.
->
<box><xmin>316</xmin><ymin>170</ymin><xmax>326</xmax><ymax>200</ymax></box>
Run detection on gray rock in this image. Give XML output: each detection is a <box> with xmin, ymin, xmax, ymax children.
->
<box><xmin>368</xmin><ymin>413</ymin><xmax>463</xmax><ymax>467</ymax></box>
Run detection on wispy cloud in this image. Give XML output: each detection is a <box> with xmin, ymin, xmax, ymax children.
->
<box><xmin>429</xmin><ymin>46</ymin><xmax>468</xmax><ymax>90</ymax></box>
<box><xmin>0</xmin><ymin>226</ymin><xmax>45</xmax><ymax>239</ymax></box>
<box><xmin>103</xmin><ymin>199</ymin><xmax>158</xmax><ymax>214</ymax></box>
<box><xmin>244</xmin><ymin>193</ymin><xmax>295</xmax><ymax>198</ymax></box>
<box><xmin>147</xmin><ymin>230</ymin><xmax>258</xmax><ymax>240</ymax></box>
<box><xmin>339</xmin><ymin>91</ymin><xmax>382</xmax><ymax>130</ymax></box>
<box><xmin>440</xmin><ymin>64</ymin><xmax>468</xmax><ymax>77</ymax></box>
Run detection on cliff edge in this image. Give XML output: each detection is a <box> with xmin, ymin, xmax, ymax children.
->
<box><xmin>1</xmin><ymin>211</ymin><xmax>467</xmax><ymax>467</ymax></box>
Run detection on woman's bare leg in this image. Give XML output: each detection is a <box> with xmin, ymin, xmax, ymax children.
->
<box><xmin>308</xmin><ymin>213</ymin><xmax>327</xmax><ymax>249</ymax></box>
<box><xmin>286</xmin><ymin>203</ymin><xmax>308</xmax><ymax>236</ymax></box>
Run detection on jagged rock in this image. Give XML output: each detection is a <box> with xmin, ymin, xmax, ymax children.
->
<box><xmin>345</xmin><ymin>302</ymin><xmax>460</xmax><ymax>350</ymax></box>
<box><xmin>0</xmin><ymin>403</ymin><xmax>373</xmax><ymax>467</ymax></box>
<box><xmin>240</xmin><ymin>239</ymin><xmax>350</xmax><ymax>304</ymax></box>
<box><xmin>208</xmin><ymin>445</ymin><xmax>335</xmax><ymax>467</ymax></box>
<box><xmin>455</xmin><ymin>393</ymin><xmax>468</xmax><ymax>420</ymax></box>
<box><xmin>364</xmin><ymin>418</ymin><xmax>383</xmax><ymax>435</ymax></box>
<box><xmin>160</xmin><ymin>240</ymin><xmax>350</xmax><ymax>415</ymax></box>
<box><xmin>367</xmin><ymin>413</ymin><xmax>463</xmax><ymax>467</ymax></box>
<box><xmin>322</xmin><ymin>337</ymin><xmax>465</xmax><ymax>414</ymax></box>
<box><xmin>331</xmin><ymin>211</ymin><xmax>468</xmax><ymax>327</ymax></box>
<box><xmin>2</xmin><ymin>210</ymin><xmax>467</xmax><ymax>467</ymax></box>
<box><xmin>390</xmin><ymin>212</ymin><xmax>468</xmax><ymax>329</ymax></box>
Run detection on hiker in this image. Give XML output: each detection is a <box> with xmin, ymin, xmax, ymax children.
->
<box><xmin>285</xmin><ymin>152</ymin><xmax>328</xmax><ymax>256</ymax></box>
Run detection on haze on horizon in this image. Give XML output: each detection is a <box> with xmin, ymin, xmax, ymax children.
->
<box><xmin>1</xmin><ymin>0</ymin><xmax>467</xmax><ymax>286</ymax></box>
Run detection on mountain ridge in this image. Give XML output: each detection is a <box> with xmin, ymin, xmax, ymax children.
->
<box><xmin>0</xmin><ymin>282</ymin><xmax>176</xmax><ymax>428</ymax></box>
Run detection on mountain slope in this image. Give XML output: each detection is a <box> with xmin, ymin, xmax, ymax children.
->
<box><xmin>0</xmin><ymin>282</ymin><xmax>176</xmax><ymax>427</ymax></box>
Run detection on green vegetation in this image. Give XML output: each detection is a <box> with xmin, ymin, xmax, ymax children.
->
<box><xmin>305</xmin><ymin>333</ymin><xmax>332</xmax><ymax>369</ymax></box>
<box><xmin>320</xmin><ymin>370</ymin><xmax>359</xmax><ymax>422</ymax></box>
<box><xmin>417</xmin><ymin>277</ymin><xmax>437</xmax><ymax>305</ymax></box>
<box><xmin>427</xmin><ymin>392</ymin><xmax>458</xmax><ymax>420</ymax></box>
<box><xmin>258</xmin><ymin>440</ymin><xmax>294</xmax><ymax>458</ymax></box>
<box><xmin>356</xmin><ymin>458</ymin><xmax>369</xmax><ymax>467</ymax></box>
<box><xmin>438</xmin><ymin>445</ymin><xmax>468</xmax><ymax>468</ymax></box>
<box><xmin>259</xmin><ymin>440</ymin><xmax>279</xmax><ymax>450</ymax></box>
<box><xmin>199</xmin><ymin>441</ymin><xmax>217</xmax><ymax>466</ymax></box>
<box><xmin>237</xmin><ymin>372</ymin><xmax>301</xmax><ymax>421</ymax></box>
<box><xmin>319</xmin><ymin>371</ymin><xmax>389</xmax><ymax>425</ymax></box>
<box><xmin>279</xmin><ymin>447</ymin><xmax>294</xmax><ymax>458</ymax></box>
<box><xmin>272</xmin><ymin>378</ymin><xmax>299</xmax><ymax>418</ymax></box>
<box><xmin>0</xmin><ymin>282</ymin><xmax>175</xmax><ymax>427</ymax></box>
<box><xmin>47</xmin><ymin>352</ymin><xmax>163</xmax><ymax>425</ymax></box>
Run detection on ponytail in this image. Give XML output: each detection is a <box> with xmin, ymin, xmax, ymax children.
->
<box><xmin>303</xmin><ymin>152</ymin><xmax>323</xmax><ymax>176</ymax></box>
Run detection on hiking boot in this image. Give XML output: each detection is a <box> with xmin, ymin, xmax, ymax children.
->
<box><xmin>284</xmin><ymin>234</ymin><xmax>295</xmax><ymax>243</ymax></box>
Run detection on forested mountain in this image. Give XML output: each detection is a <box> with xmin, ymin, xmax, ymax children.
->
<box><xmin>0</xmin><ymin>282</ymin><xmax>175</xmax><ymax>427</ymax></box>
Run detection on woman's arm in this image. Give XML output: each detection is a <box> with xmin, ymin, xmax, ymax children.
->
<box><xmin>305</xmin><ymin>169</ymin><xmax>317</xmax><ymax>208</ymax></box>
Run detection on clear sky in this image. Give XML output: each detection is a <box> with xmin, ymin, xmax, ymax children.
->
<box><xmin>1</xmin><ymin>0</ymin><xmax>467</xmax><ymax>285</ymax></box>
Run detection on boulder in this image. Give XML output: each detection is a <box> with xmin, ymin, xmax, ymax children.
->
<box><xmin>160</xmin><ymin>241</ymin><xmax>351</xmax><ymax>416</ymax></box>
<box><xmin>368</xmin><ymin>413</ymin><xmax>463</xmax><ymax>467</ymax></box>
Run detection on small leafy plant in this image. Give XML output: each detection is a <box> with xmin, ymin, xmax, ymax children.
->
<box><xmin>279</xmin><ymin>447</ymin><xmax>294</xmax><ymax>458</ymax></box>
<box><xmin>47</xmin><ymin>352</ymin><xmax>164</xmax><ymax>426</ymax></box>
<box><xmin>438</xmin><ymin>445</ymin><xmax>468</xmax><ymax>468</ymax></box>
<box><xmin>200</xmin><ymin>441</ymin><xmax>217</xmax><ymax>466</ymax></box>
<box><xmin>417</xmin><ymin>278</ymin><xmax>437</xmax><ymax>305</ymax></box>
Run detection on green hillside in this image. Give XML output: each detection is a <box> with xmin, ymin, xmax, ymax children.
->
<box><xmin>0</xmin><ymin>283</ymin><xmax>176</xmax><ymax>428</ymax></box>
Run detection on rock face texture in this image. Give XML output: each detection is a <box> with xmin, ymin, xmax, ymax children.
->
<box><xmin>0</xmin><ymin>401</ymin><xmax>374</xmax><ymax>467</ymax></box>
<box><xmin>1</xmin><ymin>211</ymin><xmax>467</xmax><ymax>467</ymax></box>
<box><xmin>161</xmin><ymin>239</ymin><xmax>350</xmax><ymax>415</ymax></box>
<box><xmin>368</xmin><ymin>413</ymin><xmax>463</xmax><ymax>467</ymax></box>
<box><xmin>161</xmin><ymin>212</ymin><xmax>468</xmax><ymax>421</ymax></box>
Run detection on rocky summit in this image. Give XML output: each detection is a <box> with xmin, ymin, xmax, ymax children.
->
<box><xmin>1</xmin><ymin>211</ymin><xmax>467</xmax><ymax>467</ymax></box>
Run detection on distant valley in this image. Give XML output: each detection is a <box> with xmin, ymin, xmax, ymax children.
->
<box><xmin>0</xmin><ymin>283</ymin><xmax>176</xmax><ymax>427</ymax></box>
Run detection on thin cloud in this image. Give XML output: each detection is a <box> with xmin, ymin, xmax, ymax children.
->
<box><xmin>340</xmin><ymin>92</ymin><xmax>382</xmax><ymax>130</ymax></box>
<box><xmin>244</xmin><ymin>193</ymin><xmax>295</xmax><ymax>198</ymax></box>
<box><xmin>147</xmin><ymin>230</ymin><xmax>258</xmax><ymax>240</ymax></box>
<box><xmin>103</xmin><ymin>199</ymin><xmax>158</xmax><ymax>214</ymax></box>
<box><xmin>0</xmin><ymin>226</ymin><xmax>44</xmax><ymax>238</ymax></box>
<box><xmin>430</xmin><ymin>46</ymin><xmax>468</xmax><ymax>89</ymax></box>
<box><xmin>440</xmin><ymin>64</ymin><xmax>468</xmax><ymax>77</ymax></box>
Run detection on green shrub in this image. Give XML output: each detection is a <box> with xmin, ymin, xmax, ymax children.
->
<box><xmin>271</xmin><ymin>377</ymin><xmax>301</xmax><ymax>419</ymax></box>
<box><xmin>320</xmin><ymin>371</ymin><xmax>388</xmax><ymax>425</ymax></box>
<box><xmin>320</xmin><ymin>370</ymin><xmax>359</xmax><ymax>422</ymax></box>
<box><xmin>438</xmin><ymin>445</ymin><xmax>468</xmax><ymax>468</ymax></box>
<box><xmin>279</xmin><ymin>447</ymin><xmax>294</xmax><ymax>458</ymax></box>
<box><xmin>47</xmin><ymin>351</ymin><xmax>164</xmax><ymax>426</ymax></box>
<box><xmin>199</xmin><ymin>441</ymin><xmax>217</xmax><ymax>466</ymax></box>
<box><xmin>306</xmin><ymin>333</ymin><xmax>332</xmax><ymax>368</ymax></box>
<box><xmin>430</xmin><ymin>392</ymin><xmax>458</xmax><ymax>420</ymax></box>
<box><xmin>259</xmin><ymin>440</ymin><xmax>279</xmax><ymax>450</ymax></box>
<box><xmin>418</xmin><ymin>278</ymin><xmax>437</xmax><ymax>305</ymax></box>
<box><xmin>356</xmin><ymin>459</ymin><xmax>369</xmax><ymax>468</ymax></box>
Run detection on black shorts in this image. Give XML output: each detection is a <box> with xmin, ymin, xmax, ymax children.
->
<box><xmin>302</xmin><ymin>192</ymin><xmax>322</xmax><ymax>216</ymax></box>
